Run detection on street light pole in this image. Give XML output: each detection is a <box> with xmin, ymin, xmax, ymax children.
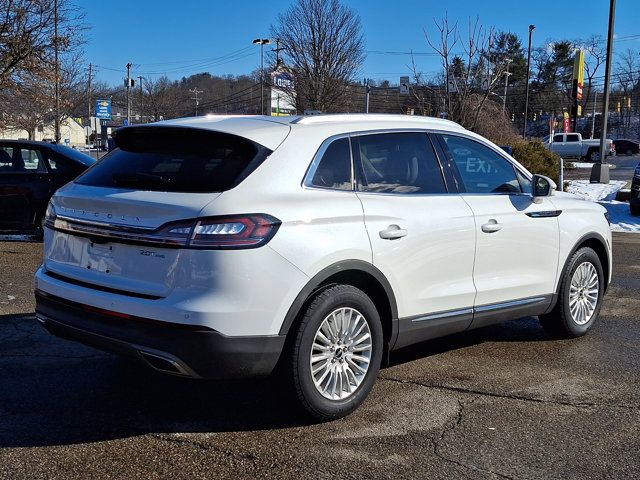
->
<box><xmin>502</xmin><ymin>58</ymin><xmax>512</xmax><ymax>114</ymax></box>
<box><xmin>53</xmin><ymin>0</ymin><xmax>60</xmax><ymax>143</ymax></box>
<box><xmin>523</xmin><ymin>24</ymin><xmax>535</xmax><ymax>139</ymax></box>
<box><xmin>591</xmin><ymin>0</ymin><xmax>615</xmax><ymax>184</ymax></box>
<box><xmin>253</xmin><ymin>38</ymin><xmax>271</xmax><ymax>115</ymax></box>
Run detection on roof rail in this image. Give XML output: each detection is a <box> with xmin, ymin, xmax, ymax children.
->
<box><xmin>292</xmin><ymin>113</ymin><xmax>461</xmax><ymax>127</ymax></box>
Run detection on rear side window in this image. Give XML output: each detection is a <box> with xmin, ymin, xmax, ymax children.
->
<box><xmin>566</xmin><ymin>134</ymin><xmax>580</xmax><ymax>142</ymax></box>
<box><xmin>308</xmin><ymin>137</ymin><xmax>352</xmax><ymax>190</ymax></box>
<box><xmin>0</xmin><ymin>146</ymin><xmax>46</xmax><ymax>173</ymax></box>
<box><xmin>75</xmin><ymin>127</ymin><xmax>271</xmax><ymax>193</ymax></box>
<box><xmin>354</xmin><ymin>132</ymin><xmax>446</xmax><ymax>194</ymax></box>
<box><xmin>440</xmin><ymin>134</ymin><xmax>521</xmax><ymax>194</ymax></box>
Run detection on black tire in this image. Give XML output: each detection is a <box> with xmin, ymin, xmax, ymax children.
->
<box><xmin>539</xmin><ymin>247</ymin><xmax>604</xmax><ymax>338</ymax></box>
<box><xmin>587</xmin><ymin>148</ymin><xmax>599</xmax><ymax>162</ymax></box>
<box><xmin>626</xmin><ymin>149</ymin><xmax>633</xmax><ymax>156</ymax></box>
<box><xmin>631</xmin><ymin>204</ymin><xmax>640</xmax><ymax>217</ymax></box>
<box><xmin>288</xmin><ymin>284</ymin><xmax>383</xmax><ymax>421</ymax></box>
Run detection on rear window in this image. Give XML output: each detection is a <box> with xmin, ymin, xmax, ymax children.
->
<box><xmin>75</xmin><ymin>127</ymin><xmax>271</xmax><ymax>193</ymax></box>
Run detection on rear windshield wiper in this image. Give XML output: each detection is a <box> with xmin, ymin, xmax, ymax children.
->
<box><xmin>112</xmin><ymin>172</ymin><xmax>174</xmax><ymax>188</ymax></box>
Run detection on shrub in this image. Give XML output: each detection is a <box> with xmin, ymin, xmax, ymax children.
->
<box><xmin>501</xmin><ymin>139</ymin><xmax>561</xmax><ymax>184</ymax></box>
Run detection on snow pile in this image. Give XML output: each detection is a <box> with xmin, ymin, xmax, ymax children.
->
<box><xmin>566</xmin><ymin>180</ymin><xmax>640</xmax><ymax>233</ymax></box>
<box><xmin>565</xmin><ymin>180</ymin><xmax>626</xmax><ymax>201</ymax></box>
<box><xmin>569</xmin><ymin>162</ymin><xmax>613</xmax><ymax>169</ymax></box>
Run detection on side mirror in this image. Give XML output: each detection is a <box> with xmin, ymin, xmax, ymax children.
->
<box><xmin>532</xmin><ymin>174</ymin><xmax>556</xmax><ymax>202</ymax></box>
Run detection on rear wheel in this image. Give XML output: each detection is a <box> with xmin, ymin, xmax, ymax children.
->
<box><xmin>288</xmin><ymin>284</ymin><xmax>383</xmax><ymax>420</ymax></box>
<box><xmin>626</xmin><ymin>148</ymin><xmax>633</xmax><ymax>156</ymax></box>
<box><xmin>631</xmin><ymin>204</ymin><xmax>640</xmax><ymax>217</ymax></box>
<box><xmin>539</xmin><ymin>247</ymin><xmax>604</xmax><ymax>338</ymax></box>
<box><xmin>587</xmin><ymin>148</ymin><xmax>600</xmax><ymax>162</ymax></box>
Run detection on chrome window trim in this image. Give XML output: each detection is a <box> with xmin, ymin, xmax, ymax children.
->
<box><xmin>301</xmin><ymin>133</ymin><xmax>356</xmax><ymax>192</ymax></box>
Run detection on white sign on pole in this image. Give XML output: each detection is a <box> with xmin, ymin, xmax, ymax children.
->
<box><xmin>399</xmin><ymin>76</ymin><xmax>410</xmax><ymax>95</ymax></box>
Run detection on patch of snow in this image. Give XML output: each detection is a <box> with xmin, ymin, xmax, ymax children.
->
<box><xmin>566</xmin><ymin>180</ymin><xmax>640</xmax><ymax>233</ymax></box>
<box><xmin>565</xmin><ymin>180</ymin><xmax>626</xmax><ymax>201</ymax></box>
<box><xmin>569</xmin><ymin>162</ymin><xmax>613</xmax><ymax>169</ymax></box>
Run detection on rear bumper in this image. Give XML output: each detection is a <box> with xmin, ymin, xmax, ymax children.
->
<box><xmin>35</xmin><ymin>290</ymin><xmax>286</xmax><ymax>379</ymax></box>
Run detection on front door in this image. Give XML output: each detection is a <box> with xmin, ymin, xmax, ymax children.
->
<box><xmin>352</xmin><ymin>132</ymin><xmax>477</xmax><ymax>348</ymax></box>
<box><xmin>436</xmin><ymin>133</ymin><xmax>560</xmax><ymax>325</ymax></box>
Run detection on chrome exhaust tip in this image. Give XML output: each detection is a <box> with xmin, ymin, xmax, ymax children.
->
<box><xmin>136</xmin><ymin>348</ymin><xmax>198</xmax><ymax>378</ymax></box>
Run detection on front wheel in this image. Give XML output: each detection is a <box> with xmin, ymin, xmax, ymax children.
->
<box><xmin>288</xmin><ymin>284</ymin><xmax>383</xmax><ymax>420</ymax></box>
<box><xmin>630</xmin><ymin>204</ymin><xmax>640</xmax><ymax>217</ymax></box>
<box><xmin>539</xmin><ymin>247</ymin><xmax>604</xmax><ymax>338</ymax></box>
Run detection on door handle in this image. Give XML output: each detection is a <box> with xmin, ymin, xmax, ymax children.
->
<box><xmin>379</xmin><ymin>225</ymin><xmax>407</xmax><ymax>240</ymax></box>
<box><xmin>481</xmin><ymin>220</ymin><xmax>502</xmax><ymax>233</ymax></box>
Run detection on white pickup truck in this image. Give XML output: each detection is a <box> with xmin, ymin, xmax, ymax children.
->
<box><xmin>543</xmin><ymin>133</ymin><xmax>615</xmax><ymax>161</ymax></box>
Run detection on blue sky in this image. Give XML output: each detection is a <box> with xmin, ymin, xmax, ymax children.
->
<box><xmin>78</xmin><ymin>0</ymin><xmax>639</xmax><ymax>86</ymax></box>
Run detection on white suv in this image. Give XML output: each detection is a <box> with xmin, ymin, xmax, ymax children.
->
<box><xmin>34</xmin><ymin>114</ymin><xmax>612</xmax><ymax>419</ymax></box>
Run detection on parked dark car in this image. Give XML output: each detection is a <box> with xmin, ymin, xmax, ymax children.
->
<box><xmin>613</xmin><ymin>139</ymin><xmax>640</xmax><ymax>156</ymax></box>
<box><xmin>631</xmin><ymin>163</ymin><xmax>640</xmax><ymax>217</ymax></box>
<box><xmin>0</xmin><ymin>140</ymin><xmax>96</xmax><ymax>235</ymax></box>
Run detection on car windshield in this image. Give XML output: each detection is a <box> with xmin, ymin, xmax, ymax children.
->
<box><xmin>52</xmin><ymin>144</ymin><xmax>97</xmax><ymax>167</ymax></box>
<box><xmin>75</xmin><ymin>126</ymin><xmax>271</xmax><ymax>193</ymax></box>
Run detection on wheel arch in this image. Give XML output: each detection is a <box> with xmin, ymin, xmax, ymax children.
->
<box><xmin>279</xmin><ymin>260</ymin><xmax>399</xmax><ymax>359</ymax></box>
<box><xmin>557</xmin><ymin>232</ymin><xmax>610</xmax><ymax>296</ymax></box>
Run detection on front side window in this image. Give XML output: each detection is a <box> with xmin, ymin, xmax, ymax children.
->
<box><xmin>440</xmin><ymin>134</ymin><xmax>521</xmax><ymax>194</ymax></box>
<box><xmin>354</xmin><ymin>132</ymin><xmax>446</xmax><ymax>194</ymax></box>
<box><xmin>308</xmin><ymin>137</ymin><xmax>352</xmax><ymax>190</ymax></box>
<box><xmin>553</xmin><ymin>134</ymin><xmax>564</xmax><ymax>143</ymax></box>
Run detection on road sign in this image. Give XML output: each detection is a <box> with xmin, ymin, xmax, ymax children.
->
<box><xmin>95</xmin><ymin>99</ymin><xmax>112</xmax><ymax>119</ymax></box>
<box><xmin>123</xmin><ymin>119</ymin><xmax>129</xmax><ymax>127</ymax></box>
<box><xmin>399</xmin><ymin>76</ymin><xmax>410</xmax><ymax>95</ymax></box>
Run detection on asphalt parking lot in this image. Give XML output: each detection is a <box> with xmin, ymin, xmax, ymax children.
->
<box><xmin>1</xmin><ymin>234</ymin><xmax>639</xmax><ymax>479</ymax></box>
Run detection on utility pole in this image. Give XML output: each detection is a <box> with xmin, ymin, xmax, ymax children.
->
<box><xmin>272</xmin><ymin>39</ymin><xmax>285</xmax><ymax>68</ymax></box>
<box><xmin>502</xmin><ymin>58</ymin><xmax>512</xmax><ymax>114</ymax></box>
<box><xmin>591</xmin><ymin>0</ymin><xmax>615</xmax><ymax>184</ymax></box>
<box><xmin>53</xmin><ymin>0</ymin><xmax>61</xmax><ymax>143</ymax></box>
<box><xmin>591</xmin><ymin>91</ymin><xmax>597</xmax><ymax>139</ymax></box>
<box><xmin>189</xmin><ymin>88</ymin><xmax>203</xmax><ymax>116</ymax></box>
<box><xmin>87</xmin><ymin>63</ymin><xmax>92</xmax><ymax>145</ymax></box>
<box><xmin>364</xmin><ymin>78</ymin><xmax>371</xmax><ymax>113</ymax></box>
<box><xmin>523</xmin><ymin>24</ymin><xmax>535</xmax><ymax>139</ymax></box>
<box><xmin>126</xmin><ymin>62</ymin><xmax>132</xmax><ymax>125</ymax></box>
<box><xmin>138</xmin><ymin>75</ymin><xmax>144</xmax><ymax>123</ymax></box>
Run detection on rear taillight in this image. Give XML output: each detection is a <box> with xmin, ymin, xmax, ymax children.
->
<box><xmin>155</xmin><ymin>214</ymin><xmax>280</xmax><ymax>249</ymax></box>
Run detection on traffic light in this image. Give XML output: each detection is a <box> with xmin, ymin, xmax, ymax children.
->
<box><xmin>533</xmin><ymin>112</ymin><xmax>537</xmax><ymax>121</ymax></box>
<box><xmin>511</xmin><ymin>113</ymin><xmax>515</xmax><ymax>122</ymax></box>
<box><xmin>626</xmin><ymin>97</ymin><xmax>632</xmax><ymax>109</ymax></box>
<box><xmin>616</xmin><ymin>101</ymin><xmax>621</xmax><ymax>113</ymax></box>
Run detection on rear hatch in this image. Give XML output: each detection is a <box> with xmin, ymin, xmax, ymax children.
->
<box><xmin>43</xmin><ymin>125</ymin><xmax>282</xmax><ymax>298</ymax></box>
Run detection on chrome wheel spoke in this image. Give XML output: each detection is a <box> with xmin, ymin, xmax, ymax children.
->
<box><xmin>568</xmin><ymin>262</ymin><xmax>599</xmax><ymax>325</ymax></box>
<box><xmin>310</xmin><ymin>306</ymin><xmax>372</xmax><ymax>400</ymax></box>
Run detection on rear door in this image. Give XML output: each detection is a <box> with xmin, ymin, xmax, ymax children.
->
<box><xmin>436</xmin><ymin>133</ymin><xmax>559</xmax><ymax>325</ymax></box>
<box><xmin>353</xmin><ymin>131</ymin><xmax>477</xmax><ymax>347</ymax></box>
<box><xmin>0</xmin><ymin>144</ymin><xmax>51</xmax><ymax>230</ymax></box>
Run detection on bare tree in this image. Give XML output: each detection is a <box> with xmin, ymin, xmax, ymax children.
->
<box><xmin>271</xmin><ymin>0</ymin><xmax>365</xmax><ymax>113</ymax></box>
<box><xmin>422</xmin><ymin>14</ymin><xmax>508</xmax><ymax>131</ymax></box>
<box><xmin>0</xmin><ymin>0</ymin><xmax>84</xmax><ymax>88</ymax></box>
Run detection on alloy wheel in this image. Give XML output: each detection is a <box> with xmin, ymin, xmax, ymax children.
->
<box><xmin>569</xmin><ymin>262</ymin><xmax>599</xmax><ymax>325</ymax></box>
<box><xmin>309</xmin><ymin>307</ymin><xmax>372</xmax><ymax>400</ymax></box>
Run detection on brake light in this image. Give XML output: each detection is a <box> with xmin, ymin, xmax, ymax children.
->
<box><xmin>153</xmin><ymin>214</ymin><xmax>280</xmax><ymax>249</ymax></box>
<box><xmin>190</xmin><ymin>215</ymin><xmax>280</xmax><ymax>248</ymax></box>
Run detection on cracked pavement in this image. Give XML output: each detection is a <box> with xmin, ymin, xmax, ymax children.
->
<box><xmin>1</xmin><ymin>233</ymin><xmax>639</xmax><ymax>479</ymax></box>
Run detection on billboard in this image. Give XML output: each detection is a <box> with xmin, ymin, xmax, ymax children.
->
<box><xmin>95</xmin><ymin>99</ymin><xmax>112</xmax><ymax>119</ymax></box>
<box><xmin>270</xmin><ymin>72</ymin><xmax>296</xmax><ymax>116</ymax></box>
